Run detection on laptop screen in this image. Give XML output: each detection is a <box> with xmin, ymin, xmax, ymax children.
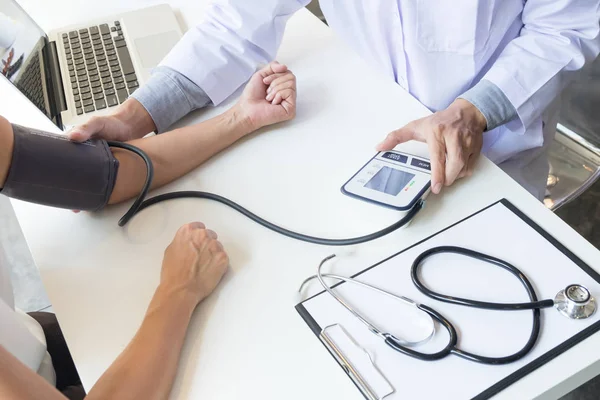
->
<box><xmin>1</xmin><ymin>0</ymin><xmax>51</xmax><ymax>117</ymax></box>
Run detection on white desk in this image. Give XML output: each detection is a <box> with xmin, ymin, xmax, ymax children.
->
<box><xmin>4</xmin><ymin>1</ymin><xmax>600</xmax><ymax>399</ymax></box>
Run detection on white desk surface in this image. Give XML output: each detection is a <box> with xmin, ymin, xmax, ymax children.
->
<box><xmin>3</xmin><ymin>1</ymin><xmax>600</xmax><ymax>399</ymax></box>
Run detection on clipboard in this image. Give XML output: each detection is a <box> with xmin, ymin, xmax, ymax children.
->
<box><xmin>296</xmin><ymin>199</ymin><xmax>600</xmax><ymax>399</ymax></box>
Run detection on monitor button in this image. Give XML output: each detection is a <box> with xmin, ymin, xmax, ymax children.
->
<box><xmin>382</xmin><ymin>152</ymin><xmax>408</xmax><ymax>163</ymax></box>
<box><xmin>411</xmin><ymin>158</ymin><xmax>431</xmax><ymax>170</ymax></box>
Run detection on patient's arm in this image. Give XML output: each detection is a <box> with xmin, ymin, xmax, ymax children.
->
<box><xmin>102</xmin><ymin>61</ymin><xmax>296</xmax><ymax>205</ymax></box>
<box><xmin>85</xmin><ymin>222</ymin><xmax>228</xmax><ymax>400</ymax></box>
<box><xmin>108</xmin><ymin>104</ymin><xmax>252</xmax><ymax>204</ymax></box>
<box><xmin>0</xmin><ymin>62</ymin><xmax>296</xmax><ymax>206</ymax></box>
<box><xmin>0</xmin><ymin>344</ymin><xmax>67</xmax><ymax>400</ymax></box>
<box><xmin>0</xmin><ymin>222</ymin><xmax>228</xmax><ymax>400</ymax></box>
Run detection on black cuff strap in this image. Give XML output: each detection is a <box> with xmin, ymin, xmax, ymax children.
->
<box><xmin>1</xmin><ymin>124</ymin><xmax>119</xmax><ymax>211</ymax></box>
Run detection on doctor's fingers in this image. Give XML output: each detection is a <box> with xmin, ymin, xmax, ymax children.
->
<box><xmin>68</xmin><ymin>116</ymin><xmax>107</xmax><ymax>142</ymax></box>
<box><xmin>458</xmin><ymin>132</ymin><xmax>482</xmax><ymax>178</ymax></box>
<box><xmin>442</xmin><ymin>132</ymin><xmax>467</xmax><ymax>187</ymax></box>
<box><xmin>458</xmin><ymin>155</ymin><xmax>472</xmax><ymax>179</ymax></box>
<box><xmin>375</xmin><ymin>125</ymin><xmax>416</xmax><ymax>152</ymax></box>
<box><xmin>424</xmin><ymin>135</ymin><xmax>447</xmax><ymax>195</ymax></box>
<box><xmin>463</xmin><ymin>153</ymin><xmax>478</xmax><ymax>177</ymax></box>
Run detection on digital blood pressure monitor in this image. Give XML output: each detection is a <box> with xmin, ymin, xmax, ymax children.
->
<box><xmin>342</xmin><ymin>150</ymin><xmax>431</xmax><ymax>210</ymax></box>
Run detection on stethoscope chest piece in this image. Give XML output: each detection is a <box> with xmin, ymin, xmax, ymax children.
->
<box><xmin>554</xmin><ymin>284</ymin><xmax>597</xmax><ymax>320</ymax></box>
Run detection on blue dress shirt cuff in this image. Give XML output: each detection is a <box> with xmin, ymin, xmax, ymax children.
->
<box><xmin>458</xmin><ymin>79</ymin><xmax>518</xmax><ymax>131</ymax></box>
<box><xmin>131</xmin><ymin>66</ymin><xmax>212</xmax><ymax>134</ymax></box>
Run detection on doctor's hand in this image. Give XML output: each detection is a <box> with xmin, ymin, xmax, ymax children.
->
<box><xmin>376</xmin><ymin>99</ymin><xmax>487</xmax><ymax>194</ymax></box>
<box><xmin>235</xmin><ymin>61</ymin><xmax>297</xmax><ymax>131</ymax></box>
<box><xmin>68</xmin><ymin>98</ymin><xmax>156</xmax><ymax>143</ymax></box>
<box><xmin>160</xmin><ymin>222</ymin><xmax>229</xmax><ymax>306</ymax></box>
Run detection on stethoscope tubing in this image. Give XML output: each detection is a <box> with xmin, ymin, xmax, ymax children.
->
<box><xmin>406</xmin><ymin>246</ymin><xmax>546</xmax><ymax>364</ymax></box>
<box><xmin>411</xmin><ymin>246</ymin><xmax>555</xmax><ymax>311</ymax></box>
<box><xmin>310</xmin><ymin>246</ymin><xmax>554</xmax><ymax>365</ymax></box>
<box><xmin>299</xmin><ymin>255</ymin><xmax>437</xmax><ymax>347</ymax></box>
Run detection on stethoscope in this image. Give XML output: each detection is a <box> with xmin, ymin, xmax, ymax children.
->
<box><xmin>299</xmin><ymin>246</ymin><xmax>597</xmax><ymax>365</ymax></box>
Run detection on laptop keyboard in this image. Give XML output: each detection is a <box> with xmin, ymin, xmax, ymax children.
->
<box><xmin>62</xmin><ymin>21</ymin><xmax>139</xmax><ymax>115</ymax></box>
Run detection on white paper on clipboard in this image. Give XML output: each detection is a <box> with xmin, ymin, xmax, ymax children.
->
<box><xmin>296</xmin><ymin>200</ymin><xmax>600</xmax><ymax>399</ymax></box>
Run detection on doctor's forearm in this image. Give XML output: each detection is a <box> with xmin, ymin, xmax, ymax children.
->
<box><xmin>131</xmin><ymin>66</ymin><xmax>212</xmax><ymax>134</ymax></box>
<box><xmin>108</xmin><ymin>105</ymin><xmax>252</xmax><ymax>204</ymax></box>
<box><xmin>481</xmin><ymin>0</ymin><xmax>600</xmax><ymax>130</ymax></box>
<box><xmin>159</xmin><ymin>0</ymin><xmax>309</xmax><ymax>106</ymax></box>
<box><xmin>458</xmin><ymin>80</ymin><xmax>518</xmax><ymax>131</ymax></box>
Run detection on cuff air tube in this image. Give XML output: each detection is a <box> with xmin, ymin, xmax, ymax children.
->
<box><xmin>1</xmin><ymin>124</ymin><xmax>423</xmax><ymax>245</ymax></box>
<box><xmin>1</xmin><ymin>124</ymin><xmax>119</xmax><ymax>211</ymax></box>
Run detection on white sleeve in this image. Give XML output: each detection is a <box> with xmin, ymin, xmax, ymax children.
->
<box><xmin>483</xmin><ymin>0</ymin><xmax>600</xmax><ymax>133</ymax></box>
<box><xmin>160</xmin><ymin>0</ymin><xmax>310</xmax><ymax>105</ymax></box>
<box><xmin>0</xmin><ymin>297</ymin><xmax>47</xmax><ymax>374</ymax></box>
<box><xmin>0</xmin><ymin>202</ymin><xmax>47</xmax><ymax>376</ymax></box>
<box><xmin>0</xmin><ymin>220</ymin><xmax>15</xmax><ymax>310</ymax></box>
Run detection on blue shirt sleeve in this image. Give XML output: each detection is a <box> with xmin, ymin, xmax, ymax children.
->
<box><xmin>131</xmin><ymin>66</ymin><xmax>212</xmax><ymax>134</ymax></box>
<box><xmin>458</xmin><ymin>79</ymin><xmax>518</xmax><ymax>131</ymax></box>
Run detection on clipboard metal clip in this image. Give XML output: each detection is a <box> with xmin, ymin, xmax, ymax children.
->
<box><xmin>320</xmin><ymin>324</ymin><xmax>395</xmax><ymax>400</ymax></box>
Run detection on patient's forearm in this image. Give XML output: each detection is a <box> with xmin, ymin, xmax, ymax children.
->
<box><xmin>108</xmin><ymin>105</ymin><xmax>252</xmax><ymax>204</ymax></box>
<box><xmin>85</xmin><ymin>286</ymin><xmax>196</xmax><ymax>400</ymax></box>
<box><xmin>0</xmin><ymin>345</ymin><xmax>67</xmax><ymax>400</ymax></box>
<box><xmin>0</xmin><ymin>107</ymin><xmax>252</xmax><ymax>208</ymax></box>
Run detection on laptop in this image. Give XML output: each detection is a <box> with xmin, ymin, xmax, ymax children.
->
<box><xmin>0</xmin><ymin>0</ymin><xmax>182</xmax><ymax>129</ymax></box>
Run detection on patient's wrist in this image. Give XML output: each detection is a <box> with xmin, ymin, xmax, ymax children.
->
<box><xmin>115</xmin><ymin>99</ymin><xmax>158</xmax><ymax>139</ymax></box>
<box><xmin>227</xmin><ymin>104</ymin><xmax>257</xmax><ymax>136</ymax></box>
<box><xmin>152</xmin><ymin>283</ymin><xmax>199</xmax><ymax>315</ymax></box>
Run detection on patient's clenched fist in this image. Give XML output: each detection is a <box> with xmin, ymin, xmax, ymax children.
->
<box><xmin>236</xmin><ymin>61</ymin><xmax>297</xmax><ymax>131</ymax></box>
<box><xmin>160</xmin><ymin>222</ymin><xmax>229</xmax><ymax>305</ymax></box>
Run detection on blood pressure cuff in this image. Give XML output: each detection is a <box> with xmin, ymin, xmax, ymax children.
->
<box><xmin>0</xmin><ymin>124</ymin><xmax>119</xmax><ymax>211</ymax></box>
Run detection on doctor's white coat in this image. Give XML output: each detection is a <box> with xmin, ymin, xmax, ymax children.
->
<box><xmin>161</xmin><ymin>0</ymin><xmax>600</xmax><ymax>198</ymax></box>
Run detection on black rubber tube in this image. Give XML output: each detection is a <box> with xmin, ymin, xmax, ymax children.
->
<box><xmin>410</xmin><ymin>246</ymin><xmax>552</xmax><ymax>364</ymax></box>
<box><xmin>106</xmin><ymin>141</ymin><xmax>153</xmax><ymax>227</ymax></box>
<box><xmin>107</xmin><ymin>142</ymin><xmax>423</xmax><ymax>246</ymax></box>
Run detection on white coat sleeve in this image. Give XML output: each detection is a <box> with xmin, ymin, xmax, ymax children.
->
<box><xmin>483</xmin><ymin>0</ymin><xmax>600</xmax><ymax>133</ymax></box>
<box><xmin>159</xmin><ymin>0</ymin><xmax>310</xmax><ymax>106</ymax></box>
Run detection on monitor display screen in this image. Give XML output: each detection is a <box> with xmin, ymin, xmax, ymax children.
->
<box><xmin>364</xmin><ymin>166</ymin><xmax>415</xmax><ymax>196</ymax></box>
